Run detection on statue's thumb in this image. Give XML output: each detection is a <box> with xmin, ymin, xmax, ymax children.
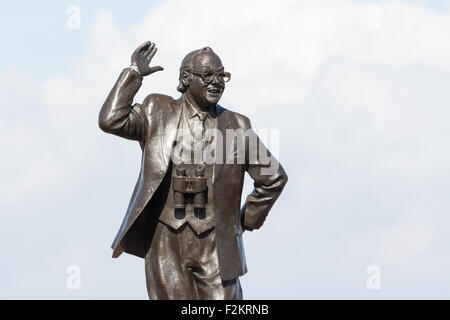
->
<box><xmin>150</xmin><ymin>66</ymin><xmax>164</xmax><ymax>73</ymax></box>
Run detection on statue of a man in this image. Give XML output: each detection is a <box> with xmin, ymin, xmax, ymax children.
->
<box><xmin>99</xmin><ymin>41</ymin><xmax>288</xmax><ymax>299</ymax></box>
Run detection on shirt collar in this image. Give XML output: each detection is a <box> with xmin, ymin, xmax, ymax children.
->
<box><xmin>183</xmin><ymin>94</ymin><xmax>217</xmax><ymax>120</ymax></box>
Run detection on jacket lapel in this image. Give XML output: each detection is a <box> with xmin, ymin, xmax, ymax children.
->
<box><xmin>160</xmin><ymin>97</ymin><xmax>183</xmax><ymax>167</ymax></box>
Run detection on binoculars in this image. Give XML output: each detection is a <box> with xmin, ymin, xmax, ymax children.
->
<box><xmin>173</xmin><ymin>164</ymin><xmax>207</xmax><ymax>210</ymax></box>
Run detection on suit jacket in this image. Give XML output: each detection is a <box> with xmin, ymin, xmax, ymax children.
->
<box><xmin>99</xmin><ymin>68</ymin><xmax>288</xmax><ymax>281</ymax></box>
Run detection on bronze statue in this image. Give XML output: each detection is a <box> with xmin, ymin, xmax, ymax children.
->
<box><xmin>99</xmin><ymin>41</ymin><xmax>288</xmax><ymax>299</ymax></box>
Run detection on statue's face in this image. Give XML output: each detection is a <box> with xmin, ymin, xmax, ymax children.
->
<box><xmin>186</xmin><ymin>53</ymin><xmax>225</xmax><ymax>107</ymax></box>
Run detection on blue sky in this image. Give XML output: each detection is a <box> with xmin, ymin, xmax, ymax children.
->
<box><xmin>2</xmin><ymin>0</ymin><xmax>449</xmax><ymax>80</ymax></box>
<box><xmin>0</xmin><ymin>1</ymin><xmax>159</xmax><ymax>79</ymax></box>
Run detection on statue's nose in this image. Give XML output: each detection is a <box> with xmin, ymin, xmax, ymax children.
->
<box><xmin>211</xmin><ymin>75</ymin><xmax>224</xmax><ymax>88</ymax></box>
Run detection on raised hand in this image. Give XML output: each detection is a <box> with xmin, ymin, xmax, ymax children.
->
<box><xmin>131</xmin><ymin>41</ymin><xmax>164</xmax><ymax>77</ymax></box>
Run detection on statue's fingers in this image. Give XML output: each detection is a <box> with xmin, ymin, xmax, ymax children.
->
<box><xmin>146</xmin><ymin>47</ymin><xmax>158</xmax><ymax>61</ymax></box>
<box><xmin>144</xmin><ymin>43</ymin><xmax>156</xmax><ymax>57</ymax></box>
<box><xmin>137</xmin><ymin>41</ymin><xmax>151</xmax><ymax>53</ymax></box>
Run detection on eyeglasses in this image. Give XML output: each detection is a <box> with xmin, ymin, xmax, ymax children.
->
<box><xmin>188</xmin><ymin>69</ymin><xmax>231</xmax><ymax>84</ymax></box>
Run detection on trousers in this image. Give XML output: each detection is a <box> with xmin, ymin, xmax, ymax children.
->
<box><xmin>144</xmin><ymin>221</ymin><xmax>243</xmax><ymax>300</ymax></box>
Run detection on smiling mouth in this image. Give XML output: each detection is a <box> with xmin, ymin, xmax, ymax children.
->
<box><xmin>207</xmin><ymin>88</ymin><xmax>221</xmax><ymax>94</ymax></box>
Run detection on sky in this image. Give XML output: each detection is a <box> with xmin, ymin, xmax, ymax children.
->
<box><xmin>1</xmin><ymin>0</ymin><xmax>450</xmax><ymax>299</ymax></box>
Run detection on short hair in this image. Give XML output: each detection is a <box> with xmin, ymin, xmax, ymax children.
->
<box><xmin>177</xmin><ymin>47</ymin><xmax>218</xmax><ymax>93</ymax></box>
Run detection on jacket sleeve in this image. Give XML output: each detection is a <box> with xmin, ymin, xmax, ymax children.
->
<box><xmin>98</xmin><ymin>68</ymin><xmax>148</xmax><ymax>141</ymax></box>
<box><xmin>240</xmin><ymin>118</ymin><xmax>288</xmax><ymax>231</ymax></box>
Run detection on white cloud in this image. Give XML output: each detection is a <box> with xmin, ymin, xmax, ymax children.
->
<box><xmin>380</xmin><ymin>220</ymin><xmax>433</xmax><ymax>263</ymax></box>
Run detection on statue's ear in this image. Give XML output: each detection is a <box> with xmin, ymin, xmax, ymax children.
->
<box><xmin>181</xmin><ymin>70</ymin><xmax>190</xmax><ymax>87</ymax></box>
